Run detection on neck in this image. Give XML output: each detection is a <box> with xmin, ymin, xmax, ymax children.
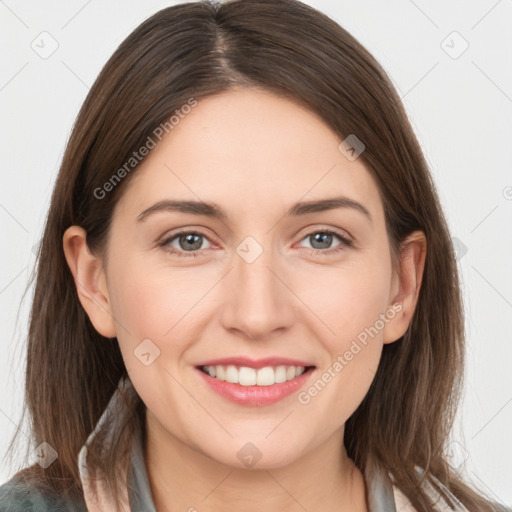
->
<box><xmin>144</xmin><ymin>410</ymin><xmax>368</xmax><ymax>512</ymax></box>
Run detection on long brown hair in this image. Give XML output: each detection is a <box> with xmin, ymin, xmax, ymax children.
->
<box><xmin>5</xmin><ymin>1</ymin><xmax>506</xmax><ymax>510</ymax></box>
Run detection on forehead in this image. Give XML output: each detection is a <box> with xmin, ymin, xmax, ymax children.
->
<box><xmin>115</xmin><ymin>87</ymin><xmax>383</xmax><ymax>224</ymax></box>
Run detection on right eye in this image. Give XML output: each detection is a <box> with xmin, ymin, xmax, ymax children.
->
<box><xmin>160</xmin><ymin>231</ymin><xmax>213</xmax><ymax>257</ymax></box>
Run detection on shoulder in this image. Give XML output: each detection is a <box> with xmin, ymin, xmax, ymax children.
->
<box><xmin>0</xmin><ymin>474</ymin><xmax>87</xmax><ymax>512</ymax></box>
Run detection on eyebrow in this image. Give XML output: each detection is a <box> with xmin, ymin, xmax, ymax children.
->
<box><xmin>136</xmin><ymin>196</ymin><xmax>372</xmax><ymax>223</ymax></box>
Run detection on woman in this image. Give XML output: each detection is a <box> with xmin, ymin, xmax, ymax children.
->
<box><xmin>0</xmin><ymin>1</ymin><xmax>509</xmax><ymax>511</ymax></box>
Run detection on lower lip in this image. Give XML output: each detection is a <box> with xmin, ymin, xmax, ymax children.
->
<box><xmin>195</xmin><ymin>367</ymin><xmax>315</xmax><ymax>406</ymax></box>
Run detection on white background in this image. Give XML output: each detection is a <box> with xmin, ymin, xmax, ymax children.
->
<box><xmin>1</xmin><ymin>0</ymin><xmax>511</xmax><ymax>506</ymax></box>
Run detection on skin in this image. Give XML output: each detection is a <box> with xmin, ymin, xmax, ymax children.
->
<box><xmin>63</xmin><ymin>87</ymin><xmax>426</xmax><ymax>512</ymax></box>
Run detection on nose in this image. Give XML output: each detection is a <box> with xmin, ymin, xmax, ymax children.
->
<box><xmin>219</xmin><ymin>239</ymin><xmax>296</xmax><ymax>341</ymax></box>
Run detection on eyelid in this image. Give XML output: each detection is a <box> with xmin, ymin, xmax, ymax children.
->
<box><xmin>296</xmin><ymin>224</ymin><xmax>353</xmax><ymax>244</ymax></box>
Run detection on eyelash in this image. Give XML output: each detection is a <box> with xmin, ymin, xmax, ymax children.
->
<box><xmin>159</xmin><ymin>228</ymin><xmax>353</xmax><ymax>258</ymax></box>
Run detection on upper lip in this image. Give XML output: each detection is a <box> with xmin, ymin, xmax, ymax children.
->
<box><xmin>195</xmin><ymin>356</ymin><xmax>316</xmax><ymax>369</ymax></box>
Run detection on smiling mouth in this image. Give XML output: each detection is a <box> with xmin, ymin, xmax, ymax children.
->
<box><xmin>197</xmin><ymin>364</ymin><xmax>316</xmax><ymax>387</ymax></box>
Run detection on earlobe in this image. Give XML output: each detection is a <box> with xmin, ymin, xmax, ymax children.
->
<box><xmin>383</xmin><ymin>231</ymin><xmax>427</xmax><ymax>344</ymax></box>
<box><xmin>62</xmin><ymin>226</ymin><xmax>117</xmax><ymax>338</ymax></box>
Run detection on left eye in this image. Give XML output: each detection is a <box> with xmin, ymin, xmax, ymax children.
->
<box><xmin>297</xmin><ymin>230</ymin><xmax>351</xmax><ymax>253</ymax></box>
<box><xmin>160</xmin><ymin>229</ymin><xmax>352</xmax><ymax>258</ymax></box>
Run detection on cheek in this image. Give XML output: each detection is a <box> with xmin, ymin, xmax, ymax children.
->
<box><xmin>295</xmin><ymin>257</ymin><xmax>391</xmax><ymax>347</ymax></box>
<box><xmin>337</xmin><ymin>272</ymin><xmax>390</xmax><ymax>344</ymax></box>
<box><xmin>106</xmin><ymin>263</ymin><xmax>200</xmax><ymax>423</ymax></box>
<box><xmin>106</xmin><ymin>256</ymin><xmax>218</xmax><ymax>390</ymax></box>
<box><xmin>108</xmin><ymin>254</ymin><xmax>203</xmax><ymax>339</ymax></box>
<box><xmin>294</xmin><ymin>255</ymin><xmax>391</xmax><ymax>410</ymax></box>
<box><xmin>111</xmin><ymin>277</ymin><xmax>169</xmax><ymax>339</ymax></box>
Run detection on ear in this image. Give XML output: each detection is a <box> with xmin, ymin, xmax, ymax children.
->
<box><xmin>62</xmin><ymin>225</ymin><xmax>117</xmax><ymax>338</ymax></box>
<box><xmin>383</xmin><ymin>230</ymin><xmax>427</xmax><ymax>344</ymax></box>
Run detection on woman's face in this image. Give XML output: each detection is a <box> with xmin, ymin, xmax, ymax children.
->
<box><xmin>74</xmin><ymin>87</ymin><xmax>423</xmax><ymax>469</ymax></box>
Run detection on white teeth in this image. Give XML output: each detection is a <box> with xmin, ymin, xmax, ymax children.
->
<box><xmin>256</xmin><ymin>367</ymin><xmax>274</xmax><ymax>386</ymax></box>
<box><xmin>275</xmin><ymin>365</ymin><xmax>287</xmax><ymax>383</ymax></box>
<box><xmin>216</xmin><ymin>365</ymin><xmax>225</xmax><ymax>380</ymax></box>
<box><xmin>201</xmin><ymin>364</ymin><xmax>308</xmax><ymax>386</ymax></box>
<box><xmin>225</xmin><ymin>365</ymin><xmax>239</xmax><ymax>384</ymax></box>
<box><xmin>239</xmin><ymin>367</ymin><xmax>257</xmax><ymax>386</ymax></box>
